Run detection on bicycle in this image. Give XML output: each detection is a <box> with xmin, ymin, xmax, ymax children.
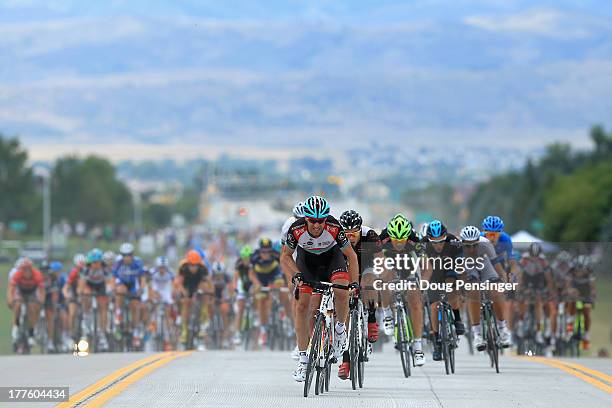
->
<box><xmin>392</xmin><ymin>282</ymin><xmax>414</xmax><ymax>378</ymax></box>
<box><xmin>301</xmin><ymin>281</ymin><xmax>349</xmax><ymax>398</ymax></box>
<box><xmin>348</xmin><ymin>291</ymin><xmax>368</xmax><ymax>390</ymax></box>
<box><xmin>570</xmin><ymin>300</ymin><xmax>586</xmax><ymax>357</ymax></box>
<box><xmin>480</xmin><ymin>290</ymin><xmax>500</xmax><ymax>373</ymax></box>
<box><xmin>241</xmin><ymin>295</ymin><xmax>256</xmax><ymax>351</ymax></box>
<box><xmin>207</xmin><ymin>297</ymin><xmax>225</xmax><ymax>350</ymax></box>
<box><xmin>437</xmin><ymin>292</ymin><xmax>457</xmax><ymax>375</ymax></box>
<box><xmin>265</xmin><ymin>286</ymin><xmax>293</xmax><ymax>351</ymax></box>
<box><xmin>14</xmin><ymin>301</ymin><xmax>32</xmax><ymax>355</ymax></box>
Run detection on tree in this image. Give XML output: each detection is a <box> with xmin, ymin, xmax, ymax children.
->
<box><xmin>543</xmin><ymin>162</ymin><xmax>612</xmax><ymax>241</ymax></box>
<box><xmin>51</xmin><ymin>155</ymin><xmax>132</xmax><ymax>226</ymax></box>
<box><xmin>0</xmin><ymin>135</ymin><xmax>39</xmax><ymax>231</ymax></box>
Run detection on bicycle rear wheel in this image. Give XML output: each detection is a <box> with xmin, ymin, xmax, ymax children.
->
<box><xmin>304</xmin><ymin>314</ymin><xmax>324</xmax><ymax>398</ymax></box>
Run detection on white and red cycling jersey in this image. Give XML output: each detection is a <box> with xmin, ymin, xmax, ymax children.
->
<box><xmin>285</xmin><ymin>215</ymin><xmax>349</xmax><ymax>255</ymax></box>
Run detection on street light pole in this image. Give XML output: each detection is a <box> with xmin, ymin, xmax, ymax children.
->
<box><xmin>34</xmin><ymin>166</ymin><xmax>51</xmax><ymax>255</ymax></box>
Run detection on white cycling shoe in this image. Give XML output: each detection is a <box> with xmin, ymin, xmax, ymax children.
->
<box><xmin>414</xmin><ymin>351</ymin><xmax>426</xmax><ymax>366</ymax></box>
<box><xmin>500</xmin><ymin>327</ymin><xmax>512</xmax><ymax>348</ymax></box>
<box><xmin>333</xmin><ymin>328</ymin><xmax>347</xmax><ymax>361</ymax></box>
<box><xmin>383</xmin><ymin>316</ymin><xmax>394</xmax><ymax>336</ymax></box>
<box><xmin>293</xmin><ymin>362</ymin><xmax>307</xmax><ymax>382</ymax></box>
<box><xmin>291</xmin><ymin>346</ymin><xmax>300</xmax><ymax>361</ymax></box>
<box><xmin>474</xmin><ymin>332</ymin><xmax>486</xmax><ymax>351</ymax></box>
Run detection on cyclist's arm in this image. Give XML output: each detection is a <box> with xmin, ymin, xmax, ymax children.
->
<box><xmin>341</xmin><ymin>244</ymin><xmax>359</xmax><ymax>284</ymax></box>
<box><xmin>280</xmin><ymin>247</ymin><xmax>300</xmax><ymax>279</ymax></box>
<box><xmin>248</xmin><ymin>266</ymin><xmax>262</xmax><ymax>288</ymax></box>
<box><xmin>7</xmin><ymin>280</ymin><xmax>15</xmax><ymax>306</ymax></box>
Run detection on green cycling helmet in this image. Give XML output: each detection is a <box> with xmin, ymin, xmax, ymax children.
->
<box><xmin>387</xmin><ymin>214</ymin><xmax>413</xmax><ymax>240</ymax></box>
<box><xmin>240</xmin><ymin>245</ymin><xmax>253</xmax><ymax>260</ymax></box>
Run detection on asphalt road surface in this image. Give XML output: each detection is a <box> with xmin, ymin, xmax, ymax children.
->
<box><xmin>0</xmin><ymin>342</ymin><xmax>610</xmax><ymax>407</ymax></box>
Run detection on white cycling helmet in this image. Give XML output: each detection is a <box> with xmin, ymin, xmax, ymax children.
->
<box><xmin>211</xmin><ymin>261</ymin><xmax>225</xmax><ymax>275</ymax></box>
<box><xmin>293</xmin><ymin>201</ymin><xmax>306</xmax><ymax>218</ymax></box>
<box><xmin>103</xmin><ymin>251</ymin><xmax>115</xmax><ymax>265</ymax></box>
<box><xmin>73</xmin><ymin>253</ymin><xmax>86</xmax><ymax>266</ymax></box>
<box><xmin>419</xmin><ymin>223</ymin><xmax>429</xmax><ymax>239</ymax></box>
<box><xmin>119</xmin><ymin>242</ymin><xmax>134</xmax><ymax>255</ymax></box>
<box><xmin>156</xmin><ymin>256</ymin><xmax>169</xmax><ymax>268</ymax></box>
<box><xmin>460</xmin><ymin>226</ymin><xmax>481</xmax><ymax>242</ymax></box>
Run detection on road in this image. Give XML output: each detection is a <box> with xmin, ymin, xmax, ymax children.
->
<box><xmin>0</xmin><ymin>342</ymin><xmax>610</xmax><ymax>407</ymax></box>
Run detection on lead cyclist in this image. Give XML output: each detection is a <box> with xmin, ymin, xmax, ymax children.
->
<box><xmin>281</xmin><ymin>196</ymin><xmax>360</xmax><ymax>382</ymax></box>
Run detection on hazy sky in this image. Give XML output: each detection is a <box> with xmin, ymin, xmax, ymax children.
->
<box><xmin>1</xmin><ymin>1</ymin><xmax>611</xmax><ymax>160</ymax></box>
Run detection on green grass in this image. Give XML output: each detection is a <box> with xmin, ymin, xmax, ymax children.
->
<box><xmin>591</xmin><ymin>273</ymin><xmax>612</xmax><ymax>355</ymax></box>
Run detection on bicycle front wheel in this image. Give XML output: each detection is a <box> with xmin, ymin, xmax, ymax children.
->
<box><xmin>397</xmin><ymin>307</ymin><xmax>411</xmax><ymax>378</ymax></box>
<box><xmin>349</xmin><ymin>309</ymin><xmax>359</xmax><ymax>390</ymax></box>
<box><xmin>304</xmin><ymin>314</ymin><xmax>324</xmax><ymax>398</ymax></box>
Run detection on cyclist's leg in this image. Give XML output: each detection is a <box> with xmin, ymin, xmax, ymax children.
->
<box><xmin>28</xmin><ymin>291</ymin><xmax>41</xmax><ymax>333</ymax></box>
<box><xmin>361</xmin><ymin>269</ymin><xmax>379</xmax><ymax>341</ymax></box>
<box><xmin>256</xmin><ymin>273</ymin><xmax>271</xmax><ymax>328</ymax></box>
<box><xmin>114</xmin><ymin>281</ymin><xmax>127</xmax><ymax>322</ymax></box>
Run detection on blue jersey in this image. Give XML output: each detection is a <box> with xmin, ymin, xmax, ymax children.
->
<box><xmin>57</xmin><ymin>273</ymin><xmax>67</xmax><ymax>303</ymax></box>
<box><xmin>113</xmin><ymin>256</ymin><xmax>146</xmax><ymax>285</ymax></box>
<box><xmin>482</xmin><ymin>231</ymin><xmax>514</xmax><ymax>267</ymax></box>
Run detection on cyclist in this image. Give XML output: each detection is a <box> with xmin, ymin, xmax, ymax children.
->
<box><xmin>249</xmin><ymin>237</ymin><xmax>286</xmax><ymax>347</ymax></box>
<box><xmin>175</xmin><ymin>249</ymin><xmax>211</xmax><ymax>344</ymax></box>
<box><xmin>280</xmin><ymin>201</ymin><xmax>305</xmax><ymax>359</ymax></box>
<box><xmin>460</xmin><ymin>226</ymin><xmax>512</xmax><ymax>350</ymax></box>
<box><xmin>78</xmin><ymin>249</ymin><xmax>111</xmax><ymax>350</ymax></box>
<box><xmin>42</xmin><ymin>260</ymin><xmax>65</xmax><ymax>352</ymax></box>
<box><xmin>337</xmin><ymin>209</ymin><xmax>384</xmax><ymax>379</ymax></box>
<box><xmin>566</xmin><ymin>255</ymin><xmax>596</xmax><ymax>350</ymax></box>
<box><xmin>232</xmin><ymin>245</ymin><xmax>253</xmax><ymax>345</ymax></box>
<box><xmin>281</xmin><ymin>195</ymin><xmax>359</xmax><ymax>382</ymax></box>
<box><xmin>8</xmin><ymin>258</ymin><xmax>45</xmax><ymax>348</ymax></box>
<box><xmin>63</xmin><ymin>253</ymin><xmax>86</xmax><ymax>348</ymax></box>
<box><xmin>421</xmin><ymin>220</ymin><xmax>465</xmax><ymax>362</ymax></box>
<box><xmin>517</xmin><ymin>243</ymin><xmax>556</xmax><ymax>348</ymax></box>
<box><xmin>148</xmin><ymin>256</ymin><xmax>175</xmax><ymax>350</ymax></box>
<box><xmin>379</xmin><ymin>214</ymin><xmax>426</xmax><ymax>366</ymax></box>
<box><xmin>211</xmin><ymin>261</ymin><xmax>232</xmax><ymax>348</ymax></box>
<box><xmin>481</xmin><ymin>216</ymin><xmax>520</xmax><ymax>328</ymax></box>
<box><xmin>111</xmin><ymin>242</ymin><xmax>147</xmax><ymax>347</ymax></box>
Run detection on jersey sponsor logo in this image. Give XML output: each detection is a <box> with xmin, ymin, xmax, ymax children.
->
<box><xmin>292</xmin><ymin>225</ymin><xmax>307</xmax><ymax>239</ymax></box>
<box><xmin>325</xmin><ymin>223</ymin><xmax>339</xmax><ymax>238</ymax></box>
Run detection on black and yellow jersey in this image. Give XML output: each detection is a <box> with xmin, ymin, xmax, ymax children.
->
<box><xmin>250</xmin><ymin>249</ymin><xmax>280</xmax><ymax>274</ymax></box>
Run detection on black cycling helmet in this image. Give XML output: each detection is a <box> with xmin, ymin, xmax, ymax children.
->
<box><xmin>529</xmin><ymin>242</ymin><xmax>542</xmax><ymax>257</ymax></box>
<box><xmin>259</xmin><ymin>237</ymin><xmax>272</xmax><ymax>249</ymax></box>
<box><xmin>339</xmin><ymin>210</ymin><xmax>363</xmax><ymax>231</ymax></box>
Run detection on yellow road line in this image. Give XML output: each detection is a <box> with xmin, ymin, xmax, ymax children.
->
<box><xmin>548</xmin><ymin>359</ymin><xmax>612</xmax><ymax>384</ymax></box>
<box><xmin>518</xmin><ymin>356</ymin><xmax>611</xmax><ymax>394</ymax></box>
<box><xmin>84</xmin><ymin>351</ymin><xmax>192</xmax><ymax>407</ymax></box>
<box><xmin>55</xmin><ymin>352</ymin><xmax>184</xmax><ymax>408</ymax></box>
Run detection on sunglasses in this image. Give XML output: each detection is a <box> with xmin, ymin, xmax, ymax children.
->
<box><xmin>484</xmin><ymin>232</ymin><xmax>500</xmax><ymax>239</ymax></box>
<box><xmin>429</xmin><ymin>237</ymin><xmax>446</xmax><ymax>243</ymax></box>
<box><xmin>306</xmin><ymin>217</ymin><xmax>327</xmax><ymax>225</ymax></box>
<box><xmin>463</xmin><ymin>241</ymin><xmax>479</xmax><ymax>247</ymax></box>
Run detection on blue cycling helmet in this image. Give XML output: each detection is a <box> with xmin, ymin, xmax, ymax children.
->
<box><xmin>273</xmin><ymin>240</ymin><xmax>282</xmax><ymax>253</ymax></box>
<box><xmin>482</xmin><ymin>216</ymin><xmax>504</xmax><ymax>232</ymax></box>
<box><xmin>303</xmin><ymin>195</ymin><xmax>330</xmax><ymax>218</ymax></box>
<box><xmin>427</xmin><ymin>220</ymin><xmax>447</xmax><ymax>239</ymax></box>
<box><xmin>50</xmin><ymin>261</ymin><xmax>63</xmax><ymax>272</ymax></box>
<box><xmin>87</xmin><ymin>248</ymin><xmax>103</xmax><ymax>264</ymax></box>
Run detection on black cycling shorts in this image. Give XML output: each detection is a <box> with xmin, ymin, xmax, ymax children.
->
<box><xmin>296</xmin><ymin>245</ymin><xmax>348</xmax><ymax>294</ymax></box>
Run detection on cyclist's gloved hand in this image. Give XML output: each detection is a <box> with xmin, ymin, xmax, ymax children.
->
<box><xmin>349</xmin><ymin>281</ymin><xmax>360</xmax><ymax>297</ymax></box>
<box><xmin>292</xmin><ymin>273</ymin><xmax>303</xmax><ymax>286</ymax></box>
